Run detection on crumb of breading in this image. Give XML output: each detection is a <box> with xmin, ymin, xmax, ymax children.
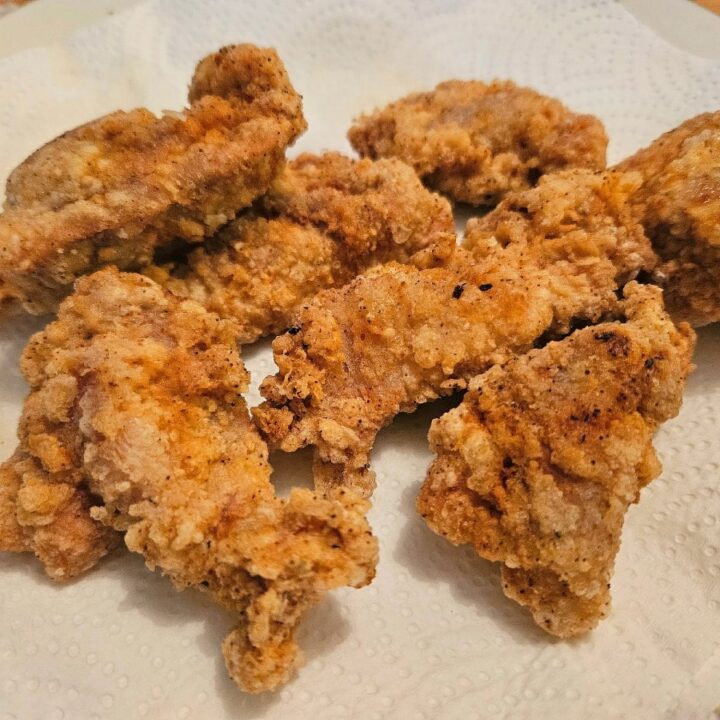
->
<box><xmin>151</xmin><ymin>152</ymin><xmax>455</xmax><ymax>343</ymax></box>
<box><xmin>254</xmin><ymin>169</ymin><xmax>653</xmax><ymax>497</ymax></box>
<box><xmin>418</xmin><ymin>283</ymin><xmax>695</xmax><ymax>636</ymax></box>
<box><xmin>1</xmin><ymin>267</ymin><xmax>377</xmax><ymax>693</ymax></box>
<box><xmin>616</xmin><ymin>111</ymin><xmax>720</xmax><ymax>327</ymax></box>
<box><xmin>348</xmin><ymin>80</ymin><xmax>607</xmax><ymax>206</ymax></box>
<box><xmin>0</xmin><ymin>44</ymin><xmax>305</xmax><ymax>314</ymax></box>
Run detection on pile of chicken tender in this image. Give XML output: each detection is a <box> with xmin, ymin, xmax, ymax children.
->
<box><xmin>0</xmin><ymin>44</ymin><xmax>716</xmax><ymax>694</ymax></box>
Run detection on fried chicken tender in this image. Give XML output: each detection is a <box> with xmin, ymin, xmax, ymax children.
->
<box><xmin>150</xmin><ymin>152</ymin><xmax>455</xmax><ymax>343</ymax></box>
<box><xmin>0</xmin><ymin>267</ymin><xmax>377</xmax><ymax>693</ymax></box>
<box><xmin>616</xmin><ymin>112</ymin><xmax>720</xmax><ymax>326</ymax></box>
<box><xmin>0</xmin><ymin>44</ymin><xmax>306</xmax><ymax>314</ymax></box>
<box><xmin>348</xmin><ymin>80</ymin><xmax>608</xmax><ymax>206</ymax></box>
<box><xmin>255</xmin><ymin>170</ymin><xmax>653</xmax><ymax>496</ymax></box>
<box><xmin>418</xmin><ymin>283</ymin><xmax>694</xmax><ymax>636</ymax></box>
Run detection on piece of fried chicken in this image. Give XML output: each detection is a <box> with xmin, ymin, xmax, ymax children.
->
<box><xmin>616</xmin><ymin>111</ymin><xmax>720</xmax><ymax>327</ymax></box>
<box><xmin>0</xmin><ymin>44</ymin><xmax>306</xmax><ymax>314</ymax></box>
<box><xmin>255</xmin><ymin>170</ymin><xmax>654</xmax><ymax>497</ymax></box>
<box><xmin>418</xmin><ymin>283</ymin><xmax>694</xmax><ymax>636</ymax></box>
<box><xmin>148</xmin><ymin>152</ymin><xmax>455</xmax><ymax>343</ymax></box>
<box><xmin>348</xmin><ymin>80</ymin><xmax>608</xmax><ymax>206</ymax></box>
<box><xmin>0</xmin><ymin>267</ymin><xmax>377</xmax><ymax>693</ymax></box>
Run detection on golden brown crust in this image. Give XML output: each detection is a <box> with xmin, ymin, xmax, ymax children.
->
<box><xmin>1</xmin><ymin>364</ymin><xmax>120</xmax><ymax>579</ymax></box>
<box><xmin>417</xmin><ymin>283</ymin><xmax>695</xmax><ymax>636</ymax></box>
<box><xmin>348</xmin><ymin>80</ymin><xmax>607</xmax><ymax>206</ymax></box>
<box><xmin>0</xmin><ymin>452</ymin><xmax>119</xmax><ymax>579</ymax></box>
<box><xmin>616</xmin><ymin>111</ymin><xmax>720</xmax><ymax>326</ymax></box>
<box><xmin>0</xmin><ymin>454</ymin><xmax>30</xmax><ymax>553</ymax></box>
<box><xmin>256</xmin><ymin>254</ymin><xmax>551</xmax><ymax>496</ymax></box>
<box><xmin>3</xmin><ymin>267</ymin><xmax>377</xmax><ymax>693</ymax></box>
<box><xmin>463</xmin><ymin>168</ymin><xmax>655</xmax><ymax>333</ymax></box>
<box><xmin>151</xmin><ymin>152</ymin><xmax>455</xmax><ymax>343</ymax></box>
<box><xmin>0</xmin><ymin>44</ymin><xmax>306</xmax><ymax>314</ymax></box>
<box><xmin>255</xmin><ymin>170</ymin><xmax>653</xmax><ymax>496</ymax></box>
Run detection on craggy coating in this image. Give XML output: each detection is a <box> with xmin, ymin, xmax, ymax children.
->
<box><xmin>348</xmin><ymin>80</ymin><xmax>607</xmax><ymax>206</ymax></box>
<box><xmin>418</xmin><ymin>283</ymin><xmax>694</xmax><ymax>636</ymax></box>
<box><xmin>0</xmin><ymin>44</ymin><xmax>306</xmax><ymax>314</ymax></box>
<box><xmin>462</xmin><ymin>169</ymin><xmax>654</xmax><ymax>333</ymax></box>
<box><xmin>255</xmin><ymin>170</ymin><xmax>653</xmax><ymax>496</ymax></box>
<box><xmin>150</xmin><ymin>152</ymin><xmax>455</xmax><ymax>343</ymax></box>
<box><xmin>0</xmin><ymin>268</ymin><xmax>377</xmax><ymax>693</ymax></box>
<box><xmin>0</xmin><ymin>451</ymin><xmax>118</xmax><ymax>579</ymax></box>
<box><xmin>616</xmin><ymin>112</ymin><xmax>720</xmax><ymax>326</ymax></box>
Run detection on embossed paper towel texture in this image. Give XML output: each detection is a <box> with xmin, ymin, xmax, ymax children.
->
<box><xmin>0</xmin><ymin>1</ymin><xmax>719</xmax><ymax>719</ymax></box>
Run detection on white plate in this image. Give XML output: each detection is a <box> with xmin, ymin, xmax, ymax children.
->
<box><xmin>1</xmin><ymin>2</ymin><xmax>719</xmax><ymax>718</ymax></box>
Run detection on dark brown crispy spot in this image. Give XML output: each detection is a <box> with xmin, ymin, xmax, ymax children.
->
<box><xmin>594</xmin><ymin>331</ymin><xmax>630</xmax><ymax>358</ymax></box>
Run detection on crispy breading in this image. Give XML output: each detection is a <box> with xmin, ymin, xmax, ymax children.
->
<box><xmin>418</xmin><ymin>283</ymin><xmax>694</xmax><ymax>636</ymax></box>
<box><xmin>348</xmin><ymin>80</ymin><xmax>607</xmax><ymax>206</ymax></box>
<box><xmin>616</xmin><ymin>111</ymin><xmax>720</xmax><ymax>326</ymax></box>
<box><xmin>255</xmin><ymin>170</ymin><xmax>653</xmax><ymax>496</ymax></box>
<box><xmin>0</xmin><ymin>44</ymin><xmax>306</xmax><ymax>314</ymax></box>
<box><xmin>0</xmin><ymin>451</ymin><xmax>118</xmax><ymax>579</ymax></box>
<box><xmin>150</xmin><ymin>152</ymin><xmax>455</xmax><ymax>343</ymax></box>
<box><xmin>0</xmin><ymin>456</ymin><xmax>26</xmax><ymax>553</ymax></box>
<box><xmin>256</xmin><ymin>254</ymin><xmax>548</xmax><ymax>497</ymax></box>
<box><xmin>1</xmin><ymin>267</ymin><xmax>377</xmax><ymax>693</ymax></box>
<box><xmin>463</xmin><ymin>168</ymin><xmax>654</xmax><ymax>333</ymax></box>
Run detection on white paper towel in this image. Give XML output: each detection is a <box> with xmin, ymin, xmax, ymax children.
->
<box><xmin>0</xmin><ymin>1</ymin><xmax>719</xmax><ymax>718</ymax></box>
